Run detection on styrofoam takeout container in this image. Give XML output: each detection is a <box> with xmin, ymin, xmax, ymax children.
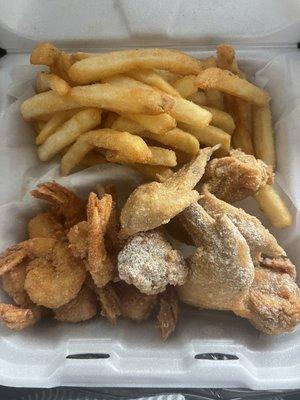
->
<box><xmin>0</xmin><ymin>0</ymin><xmax>300</xmax><ymax>390</ymax></box>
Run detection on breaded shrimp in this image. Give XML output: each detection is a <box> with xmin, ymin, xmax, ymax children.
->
<box><xmin>0</xmin><ymin>303</ymin><xmax>46</xmax><ymax>330</ymax></box>
<box><xmin>28</xmin><ymin>212</ymin><xmax>66</xmax><ymax>241</ymax></box>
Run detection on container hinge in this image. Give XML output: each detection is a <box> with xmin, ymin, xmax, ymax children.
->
<box><xmin>0</xmin><ymin>48</ymin><xmax>7</xmax><ymax>58</ymax></box>
<box><xmin>297</xmin><ymin>42</ymin><xmax>300</xmax><ymax>49</ymax></box>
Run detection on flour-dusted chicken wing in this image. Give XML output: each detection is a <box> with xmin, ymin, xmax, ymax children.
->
<box><xmin>120</xmin><ymin>146</ymin><xmax>218</xmax><ymax>237</ymax></box>
<box><xmin>178</xmin><ymin>202</ymin><xmax>254</xmax><ymax>310</ymax></box>
<box><xmin>203</xmin><ymin>149</ymin><xmax>274</xmax><ymax>203</ymax></box>
<box><xmin>234</xmin><ymin>267</ymin><xmax>300</xmax><ymax>334</ymax></box>
<box><xmin>199</xmin><ymin>187</ymin><xmax>286</xmax><ymax>259</ymax></box>
<box><xmin>118</xmin><ymin>229</ymin><xmax>187</xmax><ymax>295</ymax></box>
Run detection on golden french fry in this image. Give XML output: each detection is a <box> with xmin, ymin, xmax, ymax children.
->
<box><xmin>129</xmin><ymin>164</ymin><xmax>173</xmax><ymax>181</ymax></box>
<box><xmin>187</xmin><ymin>91</ymin><xmax>207</xmax><ymax>106</ymax></box>
<box><xmin>204</xmin><ymin>89</ymin><xmax>224</xmax><ymax>110</ymax></box>
<box><xmin>69</xmin><ymin>48</ymin><xmax>203</xmax><ymax>84</ymax></box>
<box><xmin>216</xmin><ymin>43</ymin><xmax>239</xmax><ymax>74</ymax></box>
<box><xmin>106</xmin><ymin>146</ymin><xmax>177</xmax><ymax>167</ymax></box>
<box><xmin>80</xmin><ymin>151</ymin><xmax>107</xmax><ymax>167</ymax></box>
<box><xmin>122</xmin><ymin>112</ymin><xmax>176</xmax><ymax>134</ymax></box>
<box><xmin>102</xmin><ymin>112</ymin><xmax>119</xmax><ymax>128</ymax></box>
<box><xmin>154</xmin><ymin>70</ymin><xmax>182</xmax><ymax>83</ymax></box>
<box><xmin>70</xmin><ymin>83</ymin><xmax>173</xmax><ymax>115</ymax></box>
<box><xmin>36</xmin><ymin>110</ymin><xmax>78</xmax><ymax>145</ymax></box>
<box><xmin>32</xmin><ymin>120</ymin><xmax>46</xmax><ymax>134</ymax></box>
<box><xmin>172</xmin><ymin>75</ymin><xmax>198</xmax><ymax>98</ymax></box>
<box><xmin>111</xmin><ymin>116</ymin><xmax>143</xmax><ymax>134</ymax></box>
<box><xmin>127</xmin><ymin>69</ymin><xmax>180</xmax><ymax>97</ymax></box>
<box><xmin>253</xmin><ymin>104</ymin><xmax>276</xmax><ymax>168</ymax></box>
<box><xmin>254</xmin><ymin>185</ymin><xmax>293</xmax><ymax>228</ymax></box>
<box><xmin>38</xmin><ymin>108</ymin><xmax>101</xmax><ymax>161</ymax></box>
<box><xmin>60</xmin><ymin>129</ymin><xmax>151</xmax><ymax>175</ymax></box>
<box><xmin>21</xmin><ymin>91</ymin><xmax>80</xmax><ymax>121</ymax></box>
<box><xmin>35</xmin><ymin>72</ymin><xmax>71</xmax><ymax>96</ymax></box>
<box><xmin>230</xmin><ymin>98</ymin><xmax>254</xmax><ymax>155</ymax></box>
<box><xmin>202</xmin><ymin>106</ymin><xmax>235</xmax><ymax>134</ymax></box>
<box><xmin>197</xmin><ymin>68</ymin><xmax>270</xmax><ymax>106</ymax></box>
<box><xmin>179</xmin><ymin>122</ymin><xmax>230</xmax><ymax>154</ymax></box>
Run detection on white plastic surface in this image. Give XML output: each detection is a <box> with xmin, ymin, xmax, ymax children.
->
<box><xmin>0</xmin><ymin>0</ymin><xmax>300</xmax><ymax>391</ymax></box>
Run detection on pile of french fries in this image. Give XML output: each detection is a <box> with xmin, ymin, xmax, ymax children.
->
<box><xmin>21</xmin><ymin>43</ymin><xmax>292</xmax><ymax>228</ymax></box>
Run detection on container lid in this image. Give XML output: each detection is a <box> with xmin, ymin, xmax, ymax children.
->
<box><xmin>0</xmin><ymin>0</ymin><xmax>299</xmax><ymax>51</ymax></box>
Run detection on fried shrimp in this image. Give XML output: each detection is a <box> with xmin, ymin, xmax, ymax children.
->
<box><xmin>87</xmin><ymin>193</ymin><xmax>115</xmax><ymax>288</ymax></box>
<box><xmin>92</xmin><ymin>282</ymin><xmax>121</xmax><ymax>324</ymax></box>
<box><xmin>0</xmin><ymin>303</ymin><xmax>46</xmax><ymax>330</ymax></box>
<box><xmin>28</xmin><ymin>212</ymin><xmax>66</xmax><ymax>240</ymax></box>
<box><xmin>2</xmin><ymin>263</ymin><xmax>31</xmax><ymax>307</ymax></box>
<box><xmin>54</xmin><ymin>285</ymin><xmax>98</xmax><ymax>322</ymax></box>
<box><xmin>157</xmin><ymin>286</ymin><xmax>178</xmax><ymax>340</ymax></box>
<box><xmin>31</xmin><ymin>182</ymin><xmax>85</xmax><ymax>228</ymax></box>
<box><xmin>67</xmin><ymin>221</ymin><xmax>88</xmax><ymax>259</ymax></box>
<box><xmin>0</xmin><ymin>238</ymin><xmax>86</xmax><ymax>308</ymax></box>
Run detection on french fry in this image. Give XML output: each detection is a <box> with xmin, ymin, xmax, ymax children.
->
<box><xmin>21</xmin><ymin>91</ymin><xmax>80</xmax><ymax>121</ymax></box>
<box><xmin>254</xmin><ymin>185</ymin><xmax>293</xmax><ymax>228</ymax></box>
<box><xmin>154</xmin><ymin>70</ymin><xmax>182</xmax><ymax>83</ymax></box>
<box><xmin>196</xmin><ymin>68</ymin><xmax>270</xmax><ymax>106</ymax></box>
<box><xmin>122</xmin><ymin>112</ymin><xmax>176</xmax><ymax>135</ymax></box>
<box><xmin>70</xmin><ymin>83</ymin><xmax>173</xmax><ymax>115</ymax></box>
<box><xmin>102</xmin><ymin>112</ymin><xmax>119</xmax><ymax>128</ymax></box>
<box><xmin>38</xmin><ymin>108</ymin><xmax>101</xmax><ymax>161</ymax></box>
<box><xmin>252</xmin><ymin>103</ymin><xmax>276</xmax><ymax>168</ymax></box>
<box><xmin>216</xmin><ymin>43</ymin><xmax>239</xmax><ymax>74</ymax></box>
<box><xmin>35</xmin><ymin>72</ymin><xmax>71</xmax><ymax>96</ymax></box>
<box><xmin>106</xmin><ymin>146</ymin><xmax>177</xmax><ymax>167</ymax></box>
<box><xmin>172</xmin><ymin>75</ymin><xmax>198</xmax><ymax>98</ymax></box>
<box><xmin>36</xmin><ymin>110</ymin><xmax>79</xmax><ymax>145</ymax></box>
<box><xmin>204</xmin><ymin>89</ymin><xmax>224</xmax><ymax>110</ymax></box>
<box><xmin>32</xmin><ymin>120</ymin><xmax>46</xmax><ymax>134</ymax></box>
<box><xmin>111</xmin><ymin>116</ymin><xmax>143</xmax><ymax>134</ymax></box>
<box><xmin>179</xmin><ymin>122</ymin><xmax>230</xmax><ymax>154</ymax></box>
<box><xmin>128</xmin><ymin>164</ymin><xmax>173</xmax><ymax>182</ymax></box>
<box><xmin>69</xmin><ymin>48</ymin><xmax>203</xmax><ymax>83</ymax></box>
<box><xmin>231</xmin><ymin>98</ymin><xmax>255</xmax><ymax>155</ymax></box>
<box><xmin>60</xmin><ymin>129</ymin><xmax>152</xmax><ymax>175</ymax></box>
<box><xmin>202</xmin><ymin>106</ymin><xmax>235</xmax><ymax>134</ymax></box>
<box><xmin>80</xmin><ymin>151</ymin><xmax>107</xmax><ymax>168</ymax></box>
<box><xmin>127</xmin><ymin>69</ymin><xmax>180</xmax><ymax>97</ymax></box>
<box><xmin>187</xmin><ymin>91</ymin><xmax>207</xmax><ymax>106</ymax></box>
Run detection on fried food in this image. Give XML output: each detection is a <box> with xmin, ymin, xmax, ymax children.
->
<box><xmin>118</xmin><ymin>229</ymin><xmax>187</xmax><ymax>295</ymax></box>
<box><xmin>122</xmin><ymin>112</ymin><xmax>176</xmax><ymax>135</ymax></box>
<box><xmin>28</xmin><ymin>212</ymin><xmax>66</xmax><ymax>241</ymax></box>
<box><xmin>253</xmin><ymin>103</ymin><xmax>275</xmax><ymax>168</ymax></box>
<box><xmin>199</xmin><ymin>188</ymin><xmax>286</xmax><ymax>259</ymax></box>
<box><xmin>157</xmin><ymin>286</ymin><xmax>178</xmax><ymax>340</ymax></box>
<box><xmin>31</xmin><ymin>182</ymin><xmax>86</xmax><ymax>228</ymax></box>
<box><xmin>87</xmin><ymin>193</ymin><xmax>114</xmax><ymax>288</ymax></box>
<box><xmin>35</xmin><ymin>71</ymin><xmax>71</xmax><ymax>96</ymax></box>
<box><xmin>234</xmin><ymin>267</ymin><xmax>300</xmax><ymax>334</ymax></box>
<box><xmin>115</xmin><ymin>282</ymin><xmax>157</xmax><ymax>322</ymax></box>
<box><xmin>2</xmin><ymin>263</ymin><xmax>31</xmax><ymax>307</ymax></box>
<box><xmin>129</xmin><ymin>164</ymin><xmax>173</xmax><ymax>182</ymax></box>
<box><xmin>178</xmin><ymin>202</ymin><xmax>254</xmax><ymax>310</ymax></box>
<box><xmin>203</xmin><ymin>149</ymin><xmax>274</xmax><ymax>203</ymax></box>
<box><xmin>0</xmin><ymin>304</ymin><xmax>46</xmax><ymax>330</ymax></box>
<box><xmin>120</xmin><ymin>147</ymin><xmax>216</xmax><ymax>237</ymax></box>
<box><xmin>54</xmin><ymin>285</ymin><xmax>98</xmax><ymax>322</ymax></box>
<box><xmin>92</xmin><ymin>282</ymin><xmax>121</xmax><ymax>324</ymax></box>
<box><xmin>196</xmin><ymin>68</ymin><xmax>270</xmax><ymax>106</ymax></box>
<box><xmin>35</xmin><ymin>110</ymin><xmax>77</xmax><ymax>145</ymax></box>
<box><xmin>67</xmin><ymin>221</ymin><xmax>88</xmax><ymax>259</ymax></box>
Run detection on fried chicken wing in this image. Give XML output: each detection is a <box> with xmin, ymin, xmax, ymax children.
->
<box><xmin>234</xmin><ymin>267</ymin><xmax>300</xmax><ymax>334</ymax></box>
<box><xmin>120</xmin><ymin>146</ymin><xmax>217</xmax><ymax>238</ymax></box>
<box><xmin>203</xmin><ymin>149</ymin><xmax>274</xmax><ymax>203</ymax></box>
<box><xmin>199</xmin><ymin>187</ymin><xmax>286</xmax><ymax>259</ymax></box>
<box><xmin>118</xmin><ymin>229</ymin><xmax>187</xmax><ymax>295</ymax></box>
<box><xmin>178</xmin><ymin>202</ymin><xmax>254</xmax><ymax>310</ymax></box>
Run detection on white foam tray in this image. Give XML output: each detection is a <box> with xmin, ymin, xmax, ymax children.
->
<box><xmin>0</xmin><ymin>0</ymin><xmax>300</xmax><ymax>390</ymax></box>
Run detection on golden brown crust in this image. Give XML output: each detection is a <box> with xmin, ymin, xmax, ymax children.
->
<box><xmin>0</xmin><ymin>303</ymin><xmax>46</xmax><ymax>330</ymax></box>
<box><xmin>67</xmin><ymin>221</ymin><xmax>89</xmax><ymax>259</ymax></box>
<box><xmin>157</xmin><ymin>286</ymin><xmax>178</xmax><ymax>341</ymax></box>
<box><xmin>96</xmin><ymin>282</ymin><xmax>121</xmax><ymax>324</ymax></box>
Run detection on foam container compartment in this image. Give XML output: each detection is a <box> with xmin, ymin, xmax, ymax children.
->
<box><xmin>0</xmin><ymin>0</ymin><xmax>300</xmax><ymax>390</ymax></box>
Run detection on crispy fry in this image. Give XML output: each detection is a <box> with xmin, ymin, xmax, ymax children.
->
<box><xmin>154</xmin><ymin>70</ymin><xmax>182</xmax><ymax>83</ymax></box>
<box><xmin>179</xmin><ymin>122</ymin><xmax>230</xmax><ymax>154</ymax></box>
<box><xmin>38</xmin><ymin>108</ymin><xmax>101</xmax><ymax>161</ymax></box>
<box><xmin>60</xmin><ymin>129</ymin><xmax>151</xmax><ymax>175</ymax></box>
<box><xmin>204</xmin><ymin>89</ymin><xmax>224</xmax><ymax>110</ymax></box>
<box><xmin>196</xmin><ymin>68</ymin><xmax>270</xmax><ymax>106</ymax></box>
<box><xmin>202</xmin><ymin>106</ymin><xmax>235</xmax><ymax>134</ymax></box>
<box><xmin>254</xmin><ymin>185</ymin><xmax>293</xmax><ymax>228</ymax></box>
<box><xmin>129</xmin><ymin>164</ymin><xmax>173</xmax><ymax>181</ymax></box>
<box><xmin>187</xmin><ymin>91</ymin><xmax>207</xmax><ymax>106</ymax></box>
<box><xmin>87</xmin><ymin>193</ymin><xmax>114</xmax><ymax>287</ymax></box>
<box><xmin>35</xmin><ymin>71</ymin><xmax>71</xmax><ymax>96</ymax></box>
<box><xmin>127</xmin><ymin>69</ymin><xmax>180</xmax><ymax>97</ymax></box>
<box><xmin>70</xmin><ymin>83</ymin><xmax>172</xmax><ymax>115</ymax></box>
<box><xmin>106</xmin><ymin>146</ymin><xmax>177</xmax><ymax>167</ymax></box>
<box><xmin>231</xmin><ymin>98</ymin><xmax>255</xmax><ymax>155</ymax></box>
<box><xmin>80</xmin><ymin>151</ymin><xmax>107</xmax><ymax>168</ymax></box>
<box><xmin>253</xmin><ymin>104</ymin><xmax>276</xmax><ymax>168</ymax></box>
<box><xmin>157</xmin><ymin>286</ymin><xmax>178</xmax><ymax>341</ymax></box>
<box><xmin>122</xmin><ymin>112</ymin><xmax>176</xmax><ymax>134</ymax></box>
<box><xmin>102</xmin><ymin>112</ymin><xmax>119</xmax><ymax>128</ymax></box>
<box><xmin>21</xmin><ymin>90</ymin><xmax>80</xmax><ymax>121</ymax></box>
<box><xmin>216</xmin><ymin>43</ymin><xmax>239</xmax><ymax>75</ymax></box>
<box><xmin>111</xmin><ymin>116</ymin><xmax>143</xmax><ymax>134</ymax></box>
<box><xmin>172</xmin><ymin>75</ymin><xmax>198</xmax><ymax>98</ymax></box>
<box><xmin>69</xmin><ymin>48</ymin><xmax>203</xmax><ymax>83</ymax></box>
<box><xmin>32</xmin><ymin>120</ymin><xmax>46</xmax><ymax>134</ymax></box>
